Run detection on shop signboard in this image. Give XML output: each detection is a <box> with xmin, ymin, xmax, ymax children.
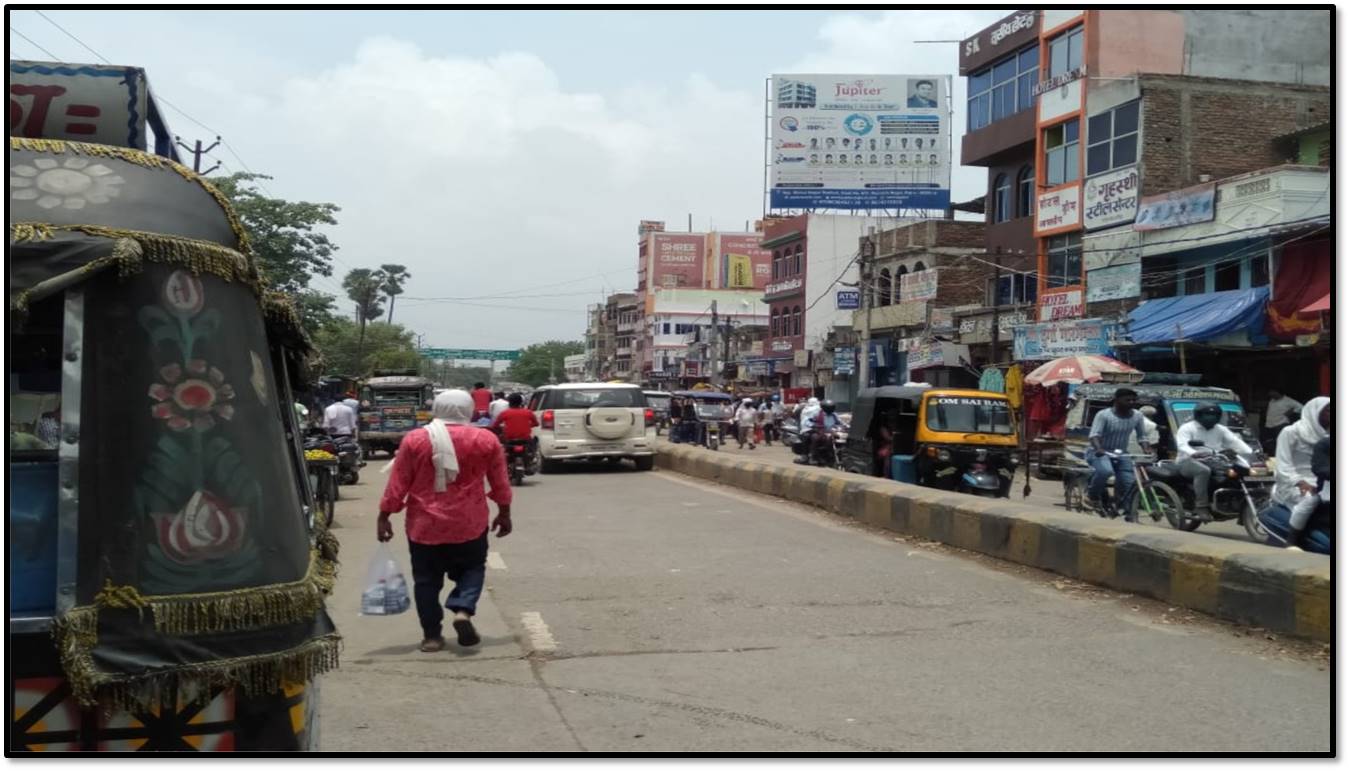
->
<box><xmin>769</xmin><ymin>73</ymin><xmax>952</xmax><ymax>210</ymax></box>
<box><xmin>836</xmin><ymin>289</ymin><xmax>861</xmax><ymax>309</ymax></box>
<box><xmin>1038</xmin><ymin>288</ymin><xmax>1084</xmax><ymax>321</ymax></box>
<box><xmin>833</xmin><ymin>346</ymin><xmax>856</xmax><ymax>374</ymax></box>
<box><xmin>1085</xmin><ymin>261</ymin><xmax>1142</xmax><ymax>302</ymax></box>
<box><xmin>1013</xmin><ymin>318</ymin><xmax>1122</xmax><ymax>360</ymax></box>
<box><xmin>638</xmin><ymin>220</ymin><xmax>666</xmax><ymax>235</ymax></box>
<box><xmin>1036</xmin><ymin>185</ymin><xmax>1081</xmax><ymax>233</ymax></box>
<box><xmin>903</xmin><ymin>339</ymin><xmax>969</xmax><ymax>371</ymax></box>
<box><xmin>793</xmin><ymin>350</ymin><xmax>812</xmax><ymax>368</ymax></box>
<box><xmin>771</xmin><ymin>340</ymin><xmax>795</xmax><ymax>353</ymax></box>
<box><xmin>898</xmin><ymin>268</ymin><xmax>938</xmax><ymax>302</ymax></box>
<box><xmin>1134</xmin><ymin>182</ymin><xmax>1216</xmax><ymax>231</ymax></box>
<box><xmin>650</xmin><ymin>233</ymin><xmax>707</xmax><ymax>290</ymax></box>
<box><xmin>930</xmin><ymin>307</ymin><xmax>955</xmax><ymax>331</ymax></box>
<box><xmin>763</xmin><ymin>276</ymin><xmax>804</xmax><ymax>300</ymax></box>
<box><xmin>1083</xmin><ymin>165</ymin><xmax>1140</xmax><ymax>230</ymax></box>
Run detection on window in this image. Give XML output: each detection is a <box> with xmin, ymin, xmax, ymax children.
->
<box><xmin>1086</xmin><ymin>101</ymin><xmax>1140</xmax><ymax>176</ymax></box>
<box><xmin>1214</xmin><ymin>259</ymin><xmax>1241</xmax><ymax>292</ymax></box>
<box><xmin>1048</xmin><ymin>25</ymin><xmax>1083</xmax><ymax>78</ymax></box>
<box><xmin>1016</xmin><ymin>166</ymin><xmax>1034</xmax><ymax>218</ymax></box>
<box><xmin>1143</xmin><ymin>256</ymin><xmax>1178</xmax><ymax>299</ymax></box>
<box><xmin>913</xmin><ymin>261</ymin><xmax>926</xmax><ymax>272</ymax></box>
<box><xmin>10</xmin><ymin>293</ymin><xmax>64</xmax><ymax>458</ymax></box>
<box><xmin>1183</xmin><ymin>266</ymin><xmax>1206</xmax><ymax>296</ymax></box>
<box><xmin>878</xmin><ymin>268</ymin><xmax>892</xmax><ymax>306</ymax></box>
<box><xmin>993</xmin><ymin>273</ymin><xmax>1037</xmax><ymax>306</ymax></box>
<box><xmin>770</xmin><ymin>308</ymin><xmax>779</xmax><ymax>337</ymax></box>
<box><xmin>792</xmin><ymin>305</ymin><xmax>802</xmax><ymax>336</ymax></box>
<box><xmin>966</xmin><ymin>43</ymin><xmax>1039</xmax><ymax>131</ymax></box>
<box><xmin>1045</xmin><ymin>234</ymin><xmax>1082</xmax><ymax>288</ymax></box>
<box><xmin>1249</xmin><ymin>252</ymin><xmax>1270</xmax><ymax>288</ymax></box>
<box><xmin>992</xmin><ymin>174</ymin><xmax>1011</xmax><ymax>223</ymax></box>
<box><xmin>662</xmin><ymin>323</ymin><xmax>671</xmax><ymax>335</ymax></box>
<box><xmin>772</xmin><ymin>250</ymin><xmax>781</xmax><ymax>280</ymax></box>
<box><xmin>794</xmin><ymin>245</ymin><xmax>803</xmax><ymax>274</ymax></box>
<box><xmin>1044</xmin><ymin>119</ymin><xmax>1080</xmax><ymax>186</ymax></box>
<box><xmin>925</xmin><ymin>396</ymin><xmax>1013</xmax><ymax>435</ymax></box>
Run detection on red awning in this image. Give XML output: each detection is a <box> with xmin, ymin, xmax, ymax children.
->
<box><xmin>1301</xmin><ymin>294</ymin><xmax>1330</xmax><ymax>313</ymax></box>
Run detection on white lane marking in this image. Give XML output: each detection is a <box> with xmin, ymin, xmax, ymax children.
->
<box><xmin>487</xmin><ymin>551</ymin><xmax>508</xmax><ymax>571</ymax></box>
<box><xmin>521</xmin><ymin>611</ymin><xmax>557</xmax><ymax>652</ymax></box>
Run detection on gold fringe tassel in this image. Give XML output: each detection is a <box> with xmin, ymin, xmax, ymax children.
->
<box><xmin>10</xmin><ymin>136</ymin><xmax>252</xmax><ymax>255</ymax></box>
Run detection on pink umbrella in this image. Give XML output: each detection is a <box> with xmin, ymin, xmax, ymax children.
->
<box><xmin>1024</xmin><ymin>355</ymin><xmax>1142</xmax><ymax>386</ymax></box>
<box><xmin>1300</xmin><ymin>294</ymin><xmax>1330</xmax><ymax>313</ymax></box>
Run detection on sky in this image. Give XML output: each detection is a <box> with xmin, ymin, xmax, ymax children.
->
<box><xmin>9</xmin><ymin>8</ymin><xmax>1011</xmax><ymax>349</ymax></box>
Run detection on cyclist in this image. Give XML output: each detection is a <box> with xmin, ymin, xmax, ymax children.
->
<box><xmin>1087</xmin><ymin>388</ymin><xmax>1153</xmax><ymax>518</ymax></box>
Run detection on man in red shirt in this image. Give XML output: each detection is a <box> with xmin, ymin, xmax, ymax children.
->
<box><xmin>470</xmin><ymin>382</ymin><xmax>493</xmax><ymax>421</ymax></box>
<box><xmin>491</xmin><ymin>393</ymin><xmax>539</xmax><ymax>442</ymax></box>
<box><xmin>378</xmin><ymin>389</ymin><xmax>513</xmax><ymax>652</ymax></box>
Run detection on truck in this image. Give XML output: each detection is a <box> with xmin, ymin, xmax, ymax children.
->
<box><xmin>358</xmin><ymin>369</ymin><xmax>435</xmax><ymax>456</ymax></box>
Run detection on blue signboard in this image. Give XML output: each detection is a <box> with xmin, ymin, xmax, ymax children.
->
<box><xmin>836</xmin><ymin>289</ymin><xmax>861</xmax><ymax>310</ymax></box>
<box><xmin>1012</xmin><ymin>318</ymin><xmax>1124</xmax><ymax>361</ymax></box>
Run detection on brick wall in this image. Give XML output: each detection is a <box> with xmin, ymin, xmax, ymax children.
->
<box><xmin>1140</xmin><ymin>75</ymin><xmax>1330</xmax><ymax>195</ymax></box>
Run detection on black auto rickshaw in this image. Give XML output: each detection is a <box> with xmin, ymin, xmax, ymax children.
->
<box><xmin>9</xmin><ymin>135</ymin><xmax>337</xmax><ymax>751</ymax></box>
<box><xmin>669</xmin><ymin>390</ymin><xmax>734</xmax><ymax>449</ymax></box>
<box><xmin>841</xmin><ymin>387</ymin><xmax>1020</xmax><ymax>497</ymax></box>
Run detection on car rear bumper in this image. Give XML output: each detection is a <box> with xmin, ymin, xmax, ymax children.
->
<box><xmin>540</xmin><ymin>438</ymin><xmax>654</xmax><ymax>459</ymax></box>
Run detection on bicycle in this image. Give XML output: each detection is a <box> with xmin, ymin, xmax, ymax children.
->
<box><xmin>1074</xmin><ymin>452</ymin><xmax>1182</xmax><ymax>525</ymax></box>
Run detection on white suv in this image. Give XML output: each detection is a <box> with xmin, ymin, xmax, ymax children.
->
<box><xmin>528</xmin><ymin>383</ymin><xmax>655</xmax><ymax>472</ymax></box>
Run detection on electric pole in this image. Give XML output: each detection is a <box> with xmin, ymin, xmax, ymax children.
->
<box><xmin>990</xmin><ymin>247</ymin><xmax>1003</xmax><ymax>366</ymax></box>
<box><xmin>858</xmin><ymin>227</ymin><xmax>876</xmax><ymax>389</ymax></box>
<box><xmin>173</xmin><ymin>135</ymin><xmax>222</xmax><ymax>174</ymax></box>
<box><xmin>709</xmin><ymin>300</ymin><xmax>719</xmax><ymax>387</ymax></box>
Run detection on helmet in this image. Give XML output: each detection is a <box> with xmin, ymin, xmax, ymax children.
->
<box><xmin>1139</xmin><ymin>405</ymin><xmax>1157</xmax><ymax>419</ymax></box>
<box><xmin>821</xmin><ymin>399</ymin><xmax>836</xmax><ymax>414</ymax></box>
<box><xmin>771</xmin><ymin>394</ymin><xmax>780</xmax><ymax>401</ymax></box>
<box><xmin>1193</xmin><ymin>402</ymin><xmax>1222</xmax><ymax>429</ymax></box>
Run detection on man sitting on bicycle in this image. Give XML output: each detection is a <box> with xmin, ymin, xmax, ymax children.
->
<box><xmin>1087</xmin><ymin>388</ymin><xmax>1152</xmax><ymax>517</ymax></box>
<box><xmin>1174</xmin><ymin>402</ymin><xmax>1252</xmax><ymax>520</ymax></box>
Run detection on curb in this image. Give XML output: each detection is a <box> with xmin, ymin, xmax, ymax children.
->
<box><xmin>656</xmin><ymin>444</ymin><xmax>1331</xmax><ymax>642</ymax></box>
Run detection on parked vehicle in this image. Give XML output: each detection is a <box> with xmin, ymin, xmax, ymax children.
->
<box><xmin>8</xmin><ymin>116</ymin><xmax>332</xmax><ymax>749</ymax></box>
<box><xmin>359</xmin><ymin>370</ymin><xmax>435</xmax><ymax>457</ymax></box>
<box><xmin>643</xmin><ymin>390</ymin><xmax>673</xmax><ymax>435</ymax></box>
<box><xmin>841</xmin><ymin>387</ymin><xmax>1018</xmax><ymax>498</ymax></box>
<box><xmin>528</xmin><ymin>383</ymin><xmax>655</xmax><ymax>471</ymax></box>
<box><xmin>303</xmin><ymin>431</ymin><xmax>340</xmax><ymax>526</ymax></box>
<box><xmin>1150</xmin><ymin>444</ymin><xmax>1274</xmax><ymax>541</ymax></box>
<box><xmin>669</xmin><ymin>390</ymin><xmax>735</xmax><ymax>450</ymax></box>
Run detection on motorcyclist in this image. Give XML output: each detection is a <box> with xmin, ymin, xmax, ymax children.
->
<box><xmin>1261</xmin><ymin>396</ymin><xmax>1331</xmax><ymax>552</ymax></box>
<box><xmin>807</xmin><ymin>400</ymin><xmax>841</xmax><ymax>464</ymax></box>
<box><xmin>490</xmin><ymin>393</ymin><xmax>539</xmax><ymax>446</ymax></box>
<box><xmin>1173</xmin><ymin>402</ymin><xmax>1252</xmax><ymax>519</ymax></box>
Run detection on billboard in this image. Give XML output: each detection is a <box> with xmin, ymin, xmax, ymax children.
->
<box><xmin>715</xmin><ymin>233</ymin><xmax>772</xmax><ymax>290</ymax></box>
<box><xmin>650</xmin><ymin>233</ymin><xmax>707</xmax><ymax>290</ymax></box>
<box><xmin>1013</xmin><ymin>318</ymin><xmax>1122</xmax><ymax>360</ymax></box>
<box><xmin>769</xmin><ymin>74</ymin><xmax>952</xmax><ymax>211</ymax></box>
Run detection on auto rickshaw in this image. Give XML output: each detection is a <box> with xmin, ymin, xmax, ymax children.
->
<box><xmin>9</xmin><ymin>136</ymin><xmax>336</xmax><ymax>750</ymax></box>
<box><xmin>840</xmin><ymin>387</ymin><xmax>1019</xmax><ymax>497</ymax></box>
<box><xmin>358</xmin><ymin>369</ymin><xmax>435</xmax><ymax>456</ymax></box>
<box><xmin>669</xmin><ymin>390</ymin><xmax>734</xmax><ymax>449</ymax></box>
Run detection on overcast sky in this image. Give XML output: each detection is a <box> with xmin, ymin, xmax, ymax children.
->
<box><xmin>10</xmin><ymin>8</ymin><xmax>1010</xmax><ymax>349</ymax></box>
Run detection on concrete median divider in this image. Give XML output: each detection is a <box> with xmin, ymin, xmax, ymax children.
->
<box><xmin>656</xmin><ymin>444</ymin><xmax>1330</xmax><ymax>642</ymax></box>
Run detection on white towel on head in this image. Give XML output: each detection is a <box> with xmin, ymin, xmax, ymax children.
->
<box><xmin>424</xmin><ymin>418</ymin><xmax>459</xmax><ymax>491</ymax></box>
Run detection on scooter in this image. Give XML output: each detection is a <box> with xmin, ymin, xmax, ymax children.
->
<box><xmin>1152</xmin><ymin>443</ymin><xmax>1273</xmax><ymax>542</ymax></box>
<box><xmin>332</xmin><ymin>433</ymin><xmax>362</xmax><ymax>485</ymax></box>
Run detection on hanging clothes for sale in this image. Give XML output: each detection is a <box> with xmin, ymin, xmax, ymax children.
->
<box><xmin>978</xmin><ymin>366</ymin><xmax>1005</xmax><ymax>394</ymax></box>
<box><xmin>1004</xmin><ymin>364</ymin><xmax>1024</xmax><ymax>410</ymax></box>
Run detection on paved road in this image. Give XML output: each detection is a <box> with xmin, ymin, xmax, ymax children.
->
<box><xmin>319</xmin><ymin>461</ymin><xmax>1328</xmax><ymax>752</ymax></box>
<box><xmin>702</xmin><ymin>437</ymin><xmax>1258</xmax><ymax>544</ymax></box>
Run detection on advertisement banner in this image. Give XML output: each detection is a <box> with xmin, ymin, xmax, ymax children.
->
<box><xmin>769</xmin><ymin>74</ymin><xmax>952</xmax><ymax>211</ymax></box>
<box><xmin>1086</xmin><ymin>262</ymin><xmax>1142</xmax><ymax>302</ymax></box>
<box><xmin>1013</xmin><ymin>318</ymin><xmax>1122</xmax><ymax>360</ymax></box>
<box><xmin>638</xmin><ymin>220</ymin><xmax>666</xmax><ymax>235</ymax></box>
<box><xmin>9</xmin><ymin>61</ymin><xmax>150</xmax><ymax>149</ymax></box>
<box><xmin>1083</xmin><ymin>165</ymin><xmax>1140</xmax><ymax>231</ymax></box>
<box><xmin>1035</xmin><ymin>185</ymin><xmax>1081</xmax><ymax>233</ymax></box>
<box><xmin>1134</xmin><ymin>182</ymin><xmax>1216</xmax><ymax>231</ymax></box>
<box><xmin>716</xmin><ymin>234</ymin><xmax>772</xmax><ymax>289</ymax></box>
<box><xmin>898</xmin><ymin>268</ymin><xmax>938</xmax><ymax>302</ymax></box>
<box><xmin>833</xmin><ymin>346</ymin><xmax>856</xmax><ymax>375</ymax></box>
<box><xmin>1038</xmin><ymin>288</ymin><xmax>1084</xmax><ymax>321</ymax></box>
<box><xmin>651</xmin><ymin>233</ymin><xmax>707</xmax><ymax>290</ymax></box>
<box><xmin>904</xmin><ymin>339</ymin><xmax>969</xmax><ymax>371</ymax></box>
<box><xmin>836</xmin><ymin>289</ymin><xmax>860</xmax><ymax>310</ymax></box>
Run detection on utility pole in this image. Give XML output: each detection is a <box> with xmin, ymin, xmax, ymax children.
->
<box><xmin>722</xmin><ymin>317</ymin><xmax>734</xmax><ymax>387</ymax></box>
<box><xmin>858</xmin><ymin>227</ymin><xmax>876</xmax><ymax>389</ymax></box>
<box><xmin>173</xmin><ymin>135</ymin><xmax>222</xmax><ymax>174</ymax></box>
<box><xmin>709</xmin><ymin>300</ymin><xmax>720</xmax><ymax>387</ymax></box>
<box><xmin>990</xmin><ymin>247</ymin><xmax>1003</xmax><ymax>366</ymax></box>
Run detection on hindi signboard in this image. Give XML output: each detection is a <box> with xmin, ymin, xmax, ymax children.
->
<box><xmin>1134</xmin><ymin>182</ymin><xmax>1216</xmax><ymax>231</ymax></box>
<box><xmin>9</xmin><ymin>60</ymin><xmax>150</xmax><ymax>149</ymax></box>
<box><xmin>898</xmin><ymin>268</ymin><xmax>938</xmax><ymax>302</ymax></box>
<box><xmin>1083</xmin><ymin>165</ymin><xmax>1140</xmax><ymax>231</ymax></box>
<box><xmin>1013</xmin><ymin>318</ymin><xmax>1122</xmax><ymax>360</ymax></box>
<box><xmin>1086</xmin><ymin>261</ymin><xmax>1142</xmax><ymax>302</ymax></box>
<box><xmin>1036</xmin><ymin>185</ymin><xmax>1081</xmax><ymax>233</ymax></box>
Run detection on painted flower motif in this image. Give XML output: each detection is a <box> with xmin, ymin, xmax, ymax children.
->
<box><xmin>162</xmin><ymin>271</ymin><xmax>206</xmax><ymax>317</ymax></box>
<box><xmin>10</xmin><ymin>157</ymin><xmax>125</xmax><ymax>210</ymax></box>
<box><xmin>149</xmin><ymin>360</ymin><xmax>234</xmax><ymax>431</ymax></box>
<box><xmin>154</xmin><ymin>490</ymin><xmax>247</xmax><ymax>564</ymax></box>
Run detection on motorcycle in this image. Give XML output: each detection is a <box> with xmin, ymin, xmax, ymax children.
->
<box><xmin>332</xmin><ymin>432</ymin><xmax>362</xmax><ymax>485</ymax></box>
<box><xmin>502</xmin><ymin>438</ymin><xmax>540</xmax><ymax>486</ymax></box>
<box><xmin>792</xmin><ymin>420</ymin><xmax>849</xmax><ymax>469</ymax></box>
<box><xmin>1152</xmin><ymin>442</ymin><xmax>1274</xmax><ymax>542</ymax></box>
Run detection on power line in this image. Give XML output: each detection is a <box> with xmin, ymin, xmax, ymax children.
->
<box><xmin>34</xmin><ymin>10</ymin><xmax>110</xmax><ymax>63</ymax></box>
<box><xmin>11</xmin><ymin>28</ymin><xmax>60</xmax><ymax>59</ymax></box>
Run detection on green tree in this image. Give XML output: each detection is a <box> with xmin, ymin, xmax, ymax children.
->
<box><xmin>342</xmin><ymin>268</ymin><xmax>385</xmax><ymax>361</ymax></box>
<box><xmin>379</xmin><ymin>264</ymin><xmax>412</xmax><ymax>324</ymax></box>
<box><xmin>506</xmin><ymin>340</ymin><xmax>584</xmax><ymax>387</ymax></box>
<box><xmin>211</xmin><ymin>172</ymin><xmax>340</xmax><ymax>295</ymax></box>
<box><xmin>313</xmin><ymin>318</ymin><xmax>420</xmax><ymax>376</ymax></box>
<box><xmin>295</xmin><ymin>289</ymin><xmax>339</xmax><ymax>337</ymax></box>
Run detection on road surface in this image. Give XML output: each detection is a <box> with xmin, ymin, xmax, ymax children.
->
<box><xmin>318</xmin><ymin>461</ymin><xmax>1329</xmax><ymax>753</ymax></box>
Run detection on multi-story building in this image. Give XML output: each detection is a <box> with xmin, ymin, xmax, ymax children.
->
<box><xmin>757</xmin><ymin>214</ymin><xmax>889</xmax><ymax>397</ymax></box>
<box><xmin>957</xmin><ymin>9</ymin><xmax>1330</xmax><ymax>406</ymax></box>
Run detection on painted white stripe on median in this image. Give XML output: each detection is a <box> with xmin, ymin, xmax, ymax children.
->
<box><xmin>520</xmin><ymin>611</ymin><xmax>557</xmax><ymax>652</ymax></box>
<box><xmin>487</xmin><ymin>551</ymin><xmax>508</xmax><ymax>571</ymax></box>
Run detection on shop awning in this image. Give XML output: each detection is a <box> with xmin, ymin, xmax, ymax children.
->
<box><xmin>1127</xmin><ymin>286</ymin><xmax>1269</xmax><ymax>345</ymax></box>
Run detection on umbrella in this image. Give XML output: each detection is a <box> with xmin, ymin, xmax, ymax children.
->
<box><xmin>1024</xmin><ymin>355</ymin><xmax>1142</xmax><ymax>386</ymax></box>
<box><xmin>1300</xmin><ymin>294</ymin><xmax>1330</xmax><ymax>313</ymax></box>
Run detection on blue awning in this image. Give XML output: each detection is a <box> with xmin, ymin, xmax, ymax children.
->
<box><xmin>1127</xmin><ymin>287</ymin><xmax>1269</xmax><ymax>344</ymax></box>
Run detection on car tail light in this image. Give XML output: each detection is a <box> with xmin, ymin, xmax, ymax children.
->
<box><xmin>644</xmin><ymin>409</ymin><xmax>655</xmax><ymax>427</ymax></box>
<box><xmin>542</xmin><ymin>410</ymin><xmax>555</xmax><ymax>430</ymax></box>
<box><xmin>511</xmin><ymin>445</ymin><xmax>526</xmax><ymax>454</ymax></box>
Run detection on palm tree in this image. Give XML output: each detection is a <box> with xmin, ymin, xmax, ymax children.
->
<box><xmin>379</xmin><ymin>264</ymin><xmax>412</xmax><ymax>324</ymax></box>
<box><xmin>342</xmin><ymin>268</ymin><xmax>385</xmax><ymax>366</ymax></box>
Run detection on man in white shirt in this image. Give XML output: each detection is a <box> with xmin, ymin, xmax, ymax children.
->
<box><xmin>734</xmin><ymin>399</ymin><xmax>759</xmax><ymax>450</ymax></box>
<box><xmin>1174</xmin><ymin>403</ymin><xmax>1252</xmax><ymax>517</ymax></box>
<box><xmin>488</xmin><ymin>391</ymin><xmax>510</xmax><ymax>422</ymax></box>
<box><xmin>1263</xmin><ymin>389</ymin><xmax>1302</xmax><ymax>451</ymax></box>
<box><xmin>323</xmin><ymin>399</ymin><xmax>358</xmax><ymax>439</ymax></box>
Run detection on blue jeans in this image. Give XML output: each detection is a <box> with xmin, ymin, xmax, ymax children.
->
<box><xmin>1087</xmin><ymin>453</ymin><xmax>1136</xmax><ymax>509</ymax></box>
<box><xmin>1258</xmin><ymin>503</ymin><xmax>1332</xmax><ymax>554</ymax></box>
<box><xmin>409</xmin><ymin>531</ymin><xmax>488</xmax><ymax>639</ymax></box>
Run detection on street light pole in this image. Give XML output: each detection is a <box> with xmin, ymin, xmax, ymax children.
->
<box><xmin>858</xmin><ymin>227</ymin><xmax>876</xmax><ymax>389</ymax></box>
